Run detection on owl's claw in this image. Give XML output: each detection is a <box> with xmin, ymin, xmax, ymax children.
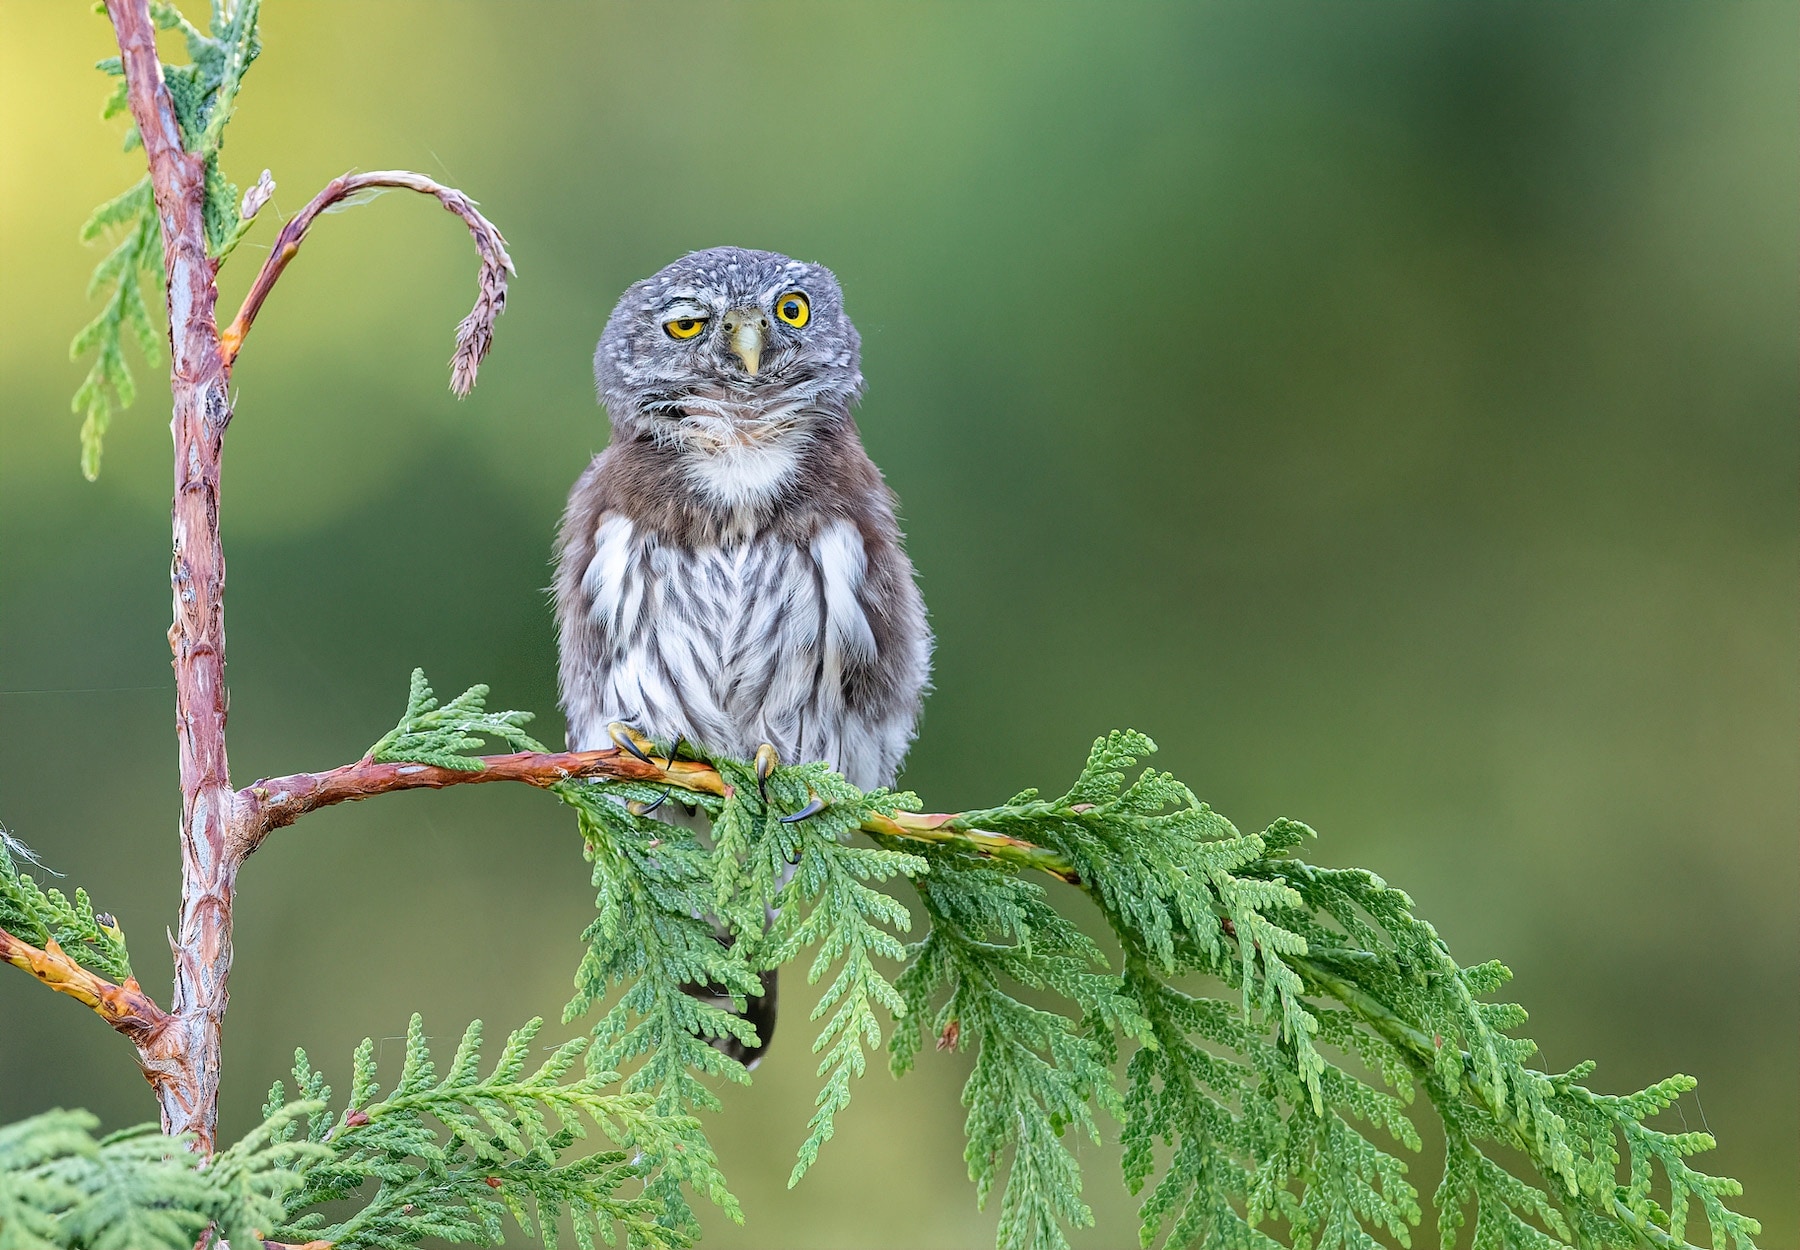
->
<box><xmin>665</xmin><ymin>736</ymin><xmax>686</xmax><ymax>770</ymax></box>
<box><xmin>628</xmin><ymin>787</ymin><xmax>671</xmax><ymax>817</ymax></box>
<box><xmin>608</xmin><ymin>721</ymin><xmax>655</xmax><ymax>767</ymax></box>
<box><xmin>754</xmin><ymin>743</ymin><xmax>780</xmax><ymax>803</ymax></box>
<box><xmin>779</xmin><ymin>790</ymin><xmax>827</xmax><ymax>825</ymax></box>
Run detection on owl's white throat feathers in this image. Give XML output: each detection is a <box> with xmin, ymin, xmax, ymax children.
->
<box><xmin>663</xmin><ymin>385</ymin><xmax>818</xmax><ymax>515</ymax></box>
<box><xmin>684</xmin><ymin>435</ymin><xmax>803</xmax><ymax>515</ymax></box>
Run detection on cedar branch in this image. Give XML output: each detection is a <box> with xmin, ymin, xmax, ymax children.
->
<box><xmin>97</xmin><ymin>0</ymin><xmax>523</xmax><ymax>1150</ymax></box>
<box><xmin>234</xmin><ymin>747</ymin><xmax>722</xmax><ymax>855</ymax></box>
<box><xmin>233</xmin><ymin>748</ymin><xmax>1079</xmax><ymax>882</ymax></box>
<box><xmin>0</xmin><ymin>925</ymin><xmax>171</xmax><ymax>1042</ymax></box>
<box><xmin>104</xmin><ymin>0</ymin><xmax>238</xmax><ymax>1151</ymax></box>
<box><xmin>218</xmin><ymin>170</ymin><xmax>514</xmax><ymax>394</ymax></box>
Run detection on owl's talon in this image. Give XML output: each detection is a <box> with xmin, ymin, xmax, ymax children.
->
<box><xmin>779</xmin><ymin>790</ymin><xmax>826</xmax><ymax>824</ymax></box>
<box><xmin>628</xmin><ymin>786</ymin><xmax>672</xmax><ymax>817</ymax></box>
<box><xmin>608</xmin><ymin>721</ymin><xmax>655</xmax><ymax>767</ymax></box>
<box><xmin>664</xmin><ymin>735</ymin><xmax>686</xmax><ymax>770</ymax></box>
<box><xmin>754</xmin><ymin>743</ymin><xmax>780</xmax><ymax>802</ymax></box>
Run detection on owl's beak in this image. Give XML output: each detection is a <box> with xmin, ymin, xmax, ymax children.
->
<box><xmin>722</xmin><ymin>308</ymin><xmax>766</xmax><ymax>377</ymax></box>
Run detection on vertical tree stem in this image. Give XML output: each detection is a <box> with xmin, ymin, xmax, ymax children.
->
<box><xmin>104</xmin><ymin>0</ymin><xmax>238</xmax><ymax>1152</ymax></box>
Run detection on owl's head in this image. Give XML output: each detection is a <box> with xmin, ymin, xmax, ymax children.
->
<box><xmin>594</xmin><ymin>247</ymin><xmax>863</xmax><ymax>448</ymax></box>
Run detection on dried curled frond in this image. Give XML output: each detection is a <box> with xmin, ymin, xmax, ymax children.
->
<box><xmin>446</xmin><ymin>194</ymin><xmax>513</xmax><ymax>397</ymax></box>
<box><xmin>218</xmin><ymin>171</ymin><xmax>516</xmax><ymax>394</ymax></box>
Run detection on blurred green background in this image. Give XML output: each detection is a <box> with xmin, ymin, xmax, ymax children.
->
<box><xmin>1</xmin><ymin>3</ymin><xmax>1793</xmax><ymax>1246</ymax></box>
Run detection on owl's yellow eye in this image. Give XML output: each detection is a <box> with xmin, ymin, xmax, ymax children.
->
<box><xmin>664</xmin><ymin>316</ymin><xmax>707</xmax><ymax>340</ymax></box>
<box><xmin>775</xmin><ymin>292</ymin><xmax>809</xmax><ymax>328</ymax></box>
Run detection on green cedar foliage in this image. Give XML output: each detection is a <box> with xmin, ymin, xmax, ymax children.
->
<box><xmin>73</xmin><ymin>0</ymin><xmax>263</xmax><ymax>480</ymax></box>
<box><xmin>369</xmin><ymin>667</ymin><xmax>548</xmax><ymax>768</ymax></box>
<box><xmin>357</xmin><ymin>675</ymin><xmax>1763</xmax><ymax>1250</ymax></box>
<box><xmin>550</xmin><ymin>742</ymin><xmax>925</xmax><ymax>1223</ymax></box>
<box><xmin>0</xmin><ymin>682</ymin><xmax>1768</xmax><ymax>1250</ymax></box>
<box><xmin>69</xmin><ymin>177</ymin><xmax>160</xmax><ymax>482</ymax></box>
<box><xmin>262</xmin><ymin>1014</ymin><xmax>690</xmax><ymax>1250</ymax></box>
<box><xmin>367</xmin><ymin>675</ymin><xmax>927</xmax><ymax>1223</ymax></box>
<box><xmin>552</xmin><ymin>780</ymin><xmax>760</xmax><ymax>1237</ymax></box>
<box><xmin>0</xmin><ymin>834</ymin><xmax>133</xmax><ymax>982</ymax></box>
<box><xmin>0</xmin><ymin>1105</ymin><xmax>323</xmax><ymax>1250</ymax></box>
<box><xmin>0</xmin><ymin>1018</ymin><xmax>688</xmax><ymax>1250</ymax></box>
<box><xmin>890</xmin><ymin>846</ymin><xmax>1131</xmax><ymax>1250</ymax></box>
<box><xmin>753</xmin><ymin>763</ymin><xmax>924</xmax><ymax>1188</ymax></box>
<box><xmin>359</xmin><ymin>671</ymin><xmax>750</xmax><ymax>1235</ymax></box>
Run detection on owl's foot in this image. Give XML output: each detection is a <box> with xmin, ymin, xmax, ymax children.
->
<box><xmin>626</xmin><ymin>790</ymin><xmax>670</xmax><ymax>818</ymax></box>
<box><xmin>610</xmin><ymin>722</ymin><xmax>676</xmax><ymax>816</ymax></box>
<box><xmin>780</xmin><ymin>789</ymin><xmax>827</xmax><ymax>825</ymax></box>
<box><xmin>666</xmin><ymin>738</ymin><xmax>698</xmax><ymax>817</ymax></box>
<box><xmin>754</xmin><ymin>743</ymin><xmax>781</xmax><ymax>802</ymax></box>
<box><xmin>778</xmin><ymin>786</ymin><xmax>824</xmax><ymax>864</ymax></box>
<box><xmin>754</xmin><ymin>745</ymin><xmax>825</xmax><ymax>824</ymax></box>
<box><xmin>607</xmin><ymin>721</ymin><xmax>657</xmax><ymax>767</ymax></box>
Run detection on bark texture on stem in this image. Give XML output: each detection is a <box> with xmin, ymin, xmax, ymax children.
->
<box><xmin>84</xmin><ymin>0</ymin><xmax>522</xmax><ymax>1152</ymax></box>
<box><xmin>105</xmin><ymin>0</ymin><xmax>238</xmax><ymax>1151</ymax></box>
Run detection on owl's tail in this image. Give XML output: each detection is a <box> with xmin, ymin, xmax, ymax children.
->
<box><xmin>681</xmin><ymin>939</ymin><xmax>778</xmax><ymax>1068</ymax></box>
<box><xmin>630</xmin><ymin>797</ymin><xmax>781</xmax><ymax>1067</ymax></box>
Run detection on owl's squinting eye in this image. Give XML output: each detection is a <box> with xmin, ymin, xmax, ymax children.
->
<box><xmin>775</xmin><ymin>292</ymin><xmax>809</xmax><ymax>328</ymax></box>
<box><xmin>664</xmin><ymin>316</ymin><xmax>707</xmax><ymax>340</ymax></box>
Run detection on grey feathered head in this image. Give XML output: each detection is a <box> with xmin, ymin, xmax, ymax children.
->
<box><xmin>594</xmin><ymin>247</ymin><xmax>863</xmax><ymax>445</ymax></box>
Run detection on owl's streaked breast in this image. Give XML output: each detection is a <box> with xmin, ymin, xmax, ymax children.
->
<box><xmin>568</xmin><ymin>513</ymin><xmax>888</xmax><ymax>786</ymax></box>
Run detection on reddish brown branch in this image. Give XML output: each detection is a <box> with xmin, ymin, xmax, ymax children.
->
<box><xmin>234</xmin><ymin>745</ymin><xmax>1082</xmax><ymax>882</ymax></box>
<box><xmin>105</xmin><ymin>0</ymin><xmax>239</xmax><ymax>1152</ymax></box>
<box><xmin>218</xmin><ymin>171</ymin><xmax>515</xmax><ymax>394</ymax></box>
<box><xmin>235</xmin><ymin>748</ymin><xmax>726</xmax><ymax>854</ymax></box>
<box><xmin>98</xmin><ymin>0</ymin><xmax>524</xmax><ymax>1151</ymax></box>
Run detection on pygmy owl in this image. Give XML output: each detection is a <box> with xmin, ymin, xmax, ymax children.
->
<box><xmin>553</xmin><ymin>246</ymin><xmax>932</xmax><ymax>1064</ymax></box>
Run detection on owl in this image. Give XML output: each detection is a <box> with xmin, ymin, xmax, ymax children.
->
<box><xmin>554</xmin><ymin>246</ymin><xmax>932</xmax><ymax>1064</ymax></box>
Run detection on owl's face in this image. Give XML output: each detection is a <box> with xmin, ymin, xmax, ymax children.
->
<box><xmin>595</xmin><ymin>247</ymin><xmax>863</xmax><ymax>450</ymax></box>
